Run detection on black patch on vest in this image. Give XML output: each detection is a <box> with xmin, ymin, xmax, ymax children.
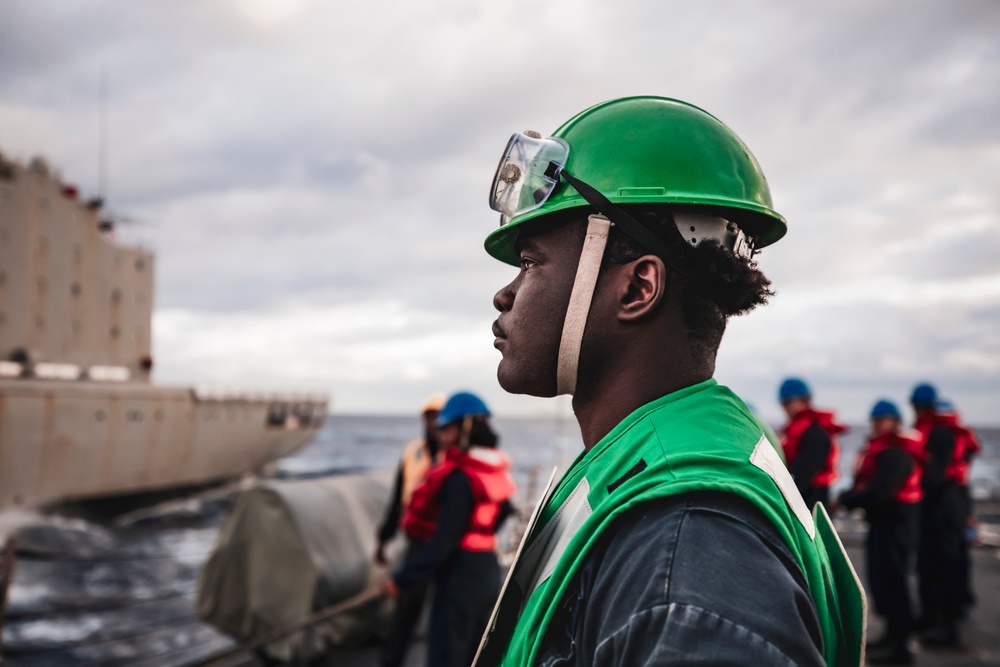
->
<box><xmin>606</xmin><ymin>459</ymin><xmax>647</xmax><ymax>494</ymax></box>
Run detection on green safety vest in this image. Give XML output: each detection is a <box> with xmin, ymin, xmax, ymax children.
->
<box><xmin>475</xmin><ymin>379</ymin><xmax>865</xmax><ymax>667</ymax></box>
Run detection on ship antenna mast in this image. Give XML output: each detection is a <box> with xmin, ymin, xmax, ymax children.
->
<box><xmin>98</xmin><ymin>67</ymin><xmax>108</xmax><ymax>201</ymax></box>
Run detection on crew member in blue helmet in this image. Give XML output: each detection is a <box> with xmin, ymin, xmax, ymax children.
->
<box><xmin>385</xmin><ymin>391</ymin><xmax>516</xmax><ymax>667</ymax></box>
<box><xmin>778</xmin><ymin>378</ymin><xmax>847</xmax><ymax>509</ymax></box>
<box><xmin>839</xmin><ymin>400</ymin><xmax>925</xmax><ymax>665</ymax></box>
<box><xmin>911</xmin><ymin>384</ymin><xmax>980</xmax><ymax>647</ymax></box>
<box><xmin>934</xmin><ymin>399</ymin><xmax>982</xmax><ymax>627</ymax></box>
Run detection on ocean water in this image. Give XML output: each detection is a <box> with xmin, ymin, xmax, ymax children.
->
<box><xmin>277</xmin><ymin>414</ymin><xmax>588</xmax><ymax>506</ymax></box>
<box><xmin>2</xmin><ymin>414</ymin><xmax>998</xmax><ymax>666</ymax></box>
<box><xmin>283</xmin><ymin>414</ymin><xmax>1000</xmax><ymax>502</ymax></box>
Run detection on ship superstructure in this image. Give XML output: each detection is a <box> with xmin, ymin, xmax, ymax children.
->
<box><xmin>0</xmin><ymin>151</ymin><xmax>327</xmax><ymax>508</ymax></box>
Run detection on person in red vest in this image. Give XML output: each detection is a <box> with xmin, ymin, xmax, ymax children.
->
<box><xmin>386</xmin><ymin>391</ymin><xmax>516</xmax><ymax>667</ymax></box>
<box><xmin>839</xmin><ymin>400</ymin><xmax>924</xmax><ymax>665</ymax></box>
<box><xmin>910</xmin><ymin>383</ymin><xmax>980</xmax><ymax>647</ymax></box>
<box><xmin>935</xmin><ymin>398</ymin><xmax>982</xmax><ymax>621</ymax></box>
<box><xmin>778</xmin><ymin>377</ymin><xmax>847</xmax><ymax>509</ymax></box>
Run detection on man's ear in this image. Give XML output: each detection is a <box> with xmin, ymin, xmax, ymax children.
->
<box><xmin>618</xmin><ymin>255</ymin><xmax>667</xmax><ymax>322</ymax></box>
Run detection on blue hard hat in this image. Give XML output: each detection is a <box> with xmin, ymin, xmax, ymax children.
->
<box><xmin>935</xmin><ymin>398</ymin><xmax>956</xmax><ymax>414</ymax></box>
<box><xmin>870</xmin><ymin>399</ymin><xmax>901</xmax><ymax>421</ymax></box>
<box><xmin>436</xmin><ymin>391</ymin><xmax>491</xmax><ymax>427</ymax></box>
<box><xmin>778</xmin><ymin>378</ymin><xmax>811</xmax><ymax>403</ymax></box>
<box><xmin>910</xmin><ymin>383</ymin><xmax>937</xmax><ymax>406</ymax></box>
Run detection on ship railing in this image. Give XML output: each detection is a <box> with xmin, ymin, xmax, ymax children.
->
<box><xmin>193</xmin><ymin>387</ymin><xmax>329</xmax><ymax>405</ymax></box>
<box><xmin>35</xmin><ymin>362</ymin><xmax>83</xmax><ymax>380</ymax></box>
<box><xmin>87</xmin><ymin>365</ymin><xmax>131</xmax><ymax>381</ymax></box>
<box><xmin>0</xmin><ymin>362</ymin><xmax>133</xmax><ymax>382</ymax></box>
<box><xmin>193</xmin><ymin>388</ymin><xmax>329</xmax><ymax>431</ymax></box>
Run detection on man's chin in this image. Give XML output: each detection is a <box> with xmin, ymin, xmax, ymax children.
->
<box><xmin>497</xmin><ymin>362</ymin><xmax>557</xmax><ymax>398</ymax></box>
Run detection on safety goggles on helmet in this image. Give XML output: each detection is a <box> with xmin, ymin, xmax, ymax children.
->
<box><xmin>488</xmin><ymin>131</ymin><xmax>755</xmax><ymax>260</ymax></box>
<box><xmin>490</xmin><ymin>132</ymin><xmax>570</xmax><ymax>224</ymax></box>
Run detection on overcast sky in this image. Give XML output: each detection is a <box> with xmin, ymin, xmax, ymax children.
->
<box><xmin>2</xmin><ymin>0</ymin><xmax>998</xmax><ymax>425</ymax></box>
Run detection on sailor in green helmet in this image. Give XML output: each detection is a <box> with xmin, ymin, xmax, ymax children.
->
<box><xmin>474</xmin><ymin>97</ymin><xmax>866</xmax><ymax>666</ymax></box>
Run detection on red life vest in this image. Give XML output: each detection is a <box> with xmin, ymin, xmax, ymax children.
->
<box><xmin>932</xmin><ymin>411</ymin><xmax>980</xmax><ymax>486</ymax></box>
<box><xmin>402</xmin><ymin>446</ymin><xmax>516</xmax><ymax>551</ymax></box>
<box><xmin>781</xmin><ymin>407</ymin><xmax>846</xmax><ymax>488</ymax></box>
<box><xmin>913</xmin><ymin>412</ymin><xmax>938</xmax><ymax>441</ymax></box>
<box><xmin>854</xmin><ymin>431</ymin><xmax>926</xmax><ymax>504</ymax></box>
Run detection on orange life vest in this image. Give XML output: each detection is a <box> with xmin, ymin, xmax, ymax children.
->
<box><xmin>854</xmin><ymin>431</ymin><xmax>925</xmax><ymax>504</ymax></box>
<box><xmin>781</xmin><ymin>407</ymin><xmax>846</xmax><ymax>488</ymax></box>
<box><xmin>399</xmin><ymin>437</ymin><xmax>442</xmax><ymax>509</ymax></box>
<box><xmin>402</xmin><ymin>446</ymin><xmax>516</xmax><ymax>550</ymax></box>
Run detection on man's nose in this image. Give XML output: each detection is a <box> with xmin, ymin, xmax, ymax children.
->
<box><xmin>493</xmin><ymin>280</ymin><xmax>515</xmax><ymax>313</ymax></box>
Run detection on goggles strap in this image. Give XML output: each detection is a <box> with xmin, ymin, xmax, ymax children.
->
<box><xmin>556</xmin><ymin>214</ymin><xmax>611</xmax><ymax>395</ymax></box>
<box><xmin>559</xmin><ymin>169</ymin><xmax>696</xmax><ymax>283</ymax></box>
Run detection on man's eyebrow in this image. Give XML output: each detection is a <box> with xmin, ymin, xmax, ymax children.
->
<box><xmin>514</xmin><ymin>237</ymin><xmax>543</xmax><ymax>255</ymax></box>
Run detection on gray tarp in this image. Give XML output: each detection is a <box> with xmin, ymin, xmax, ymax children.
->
<box><xmin>197</xmin><ymin>471</ymin><xmax>406</xmax><ymax>662</ymax></box>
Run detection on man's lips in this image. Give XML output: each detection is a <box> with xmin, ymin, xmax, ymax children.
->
<box><xmin>492</xmin><ymin>320</ymin><xmax>507</xmax><ymax>348</ymax></box>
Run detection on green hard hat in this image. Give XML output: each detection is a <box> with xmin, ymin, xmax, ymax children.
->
<box><xmin>485</xmin><ymin>96</ymin><xmax>787</xmax><ymax>266</ymax></box>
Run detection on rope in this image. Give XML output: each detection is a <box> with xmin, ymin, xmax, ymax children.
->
<box><xmin>188</xmin><ymin>587</ymin><xmax>384</xmax><ymax>667</ymax></box>
<box><xmin>127</xmin><ymin>635</ymin><xmax>237</xmax><ymax>667</ymax></box>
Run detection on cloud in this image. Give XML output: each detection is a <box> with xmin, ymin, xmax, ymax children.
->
<box><xmin>3</xmin><ymin>0</ymin><xmax>999</xmax><ymax>423</ymax></box>
<box><xmin>717</xmin><ymin>272</ymin><xmax>1000</xmax><ymax>424</ymax></box>
<box><xmin>152</xmin><ymin>300</ymin><xmax>543</xmax><ymax>416</ymax></box>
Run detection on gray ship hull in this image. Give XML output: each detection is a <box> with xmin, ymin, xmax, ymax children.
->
<box><xmin>0</xmin><ymin>378</ymin><xmax>325</xmax><ymax>508</ymax></box>
<box><xmin>0</xmin><ymin>150</ymin><xmax>330</xmax><ymax>510</ymax></box>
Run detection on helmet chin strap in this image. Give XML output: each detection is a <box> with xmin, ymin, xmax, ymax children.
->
<box><xmin>556</xmin><ymin>214</ymin><xmax>611</xmax><ymax>395</ymax></box>
<box><xmin>459</xmin><ymin>414</ymin><xmax>473</xmax><ymax>451</ymax></box>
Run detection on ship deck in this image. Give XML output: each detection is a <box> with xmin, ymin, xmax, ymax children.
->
<box><xmin>3</xmin><ymin>497</ymin><xmax>998</xmax><ymax>667</ymax></box>
<box><xmin>261</xmin><ymin>534</ymin><xmax>1000</xmax><ymax>667</ymax></box>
